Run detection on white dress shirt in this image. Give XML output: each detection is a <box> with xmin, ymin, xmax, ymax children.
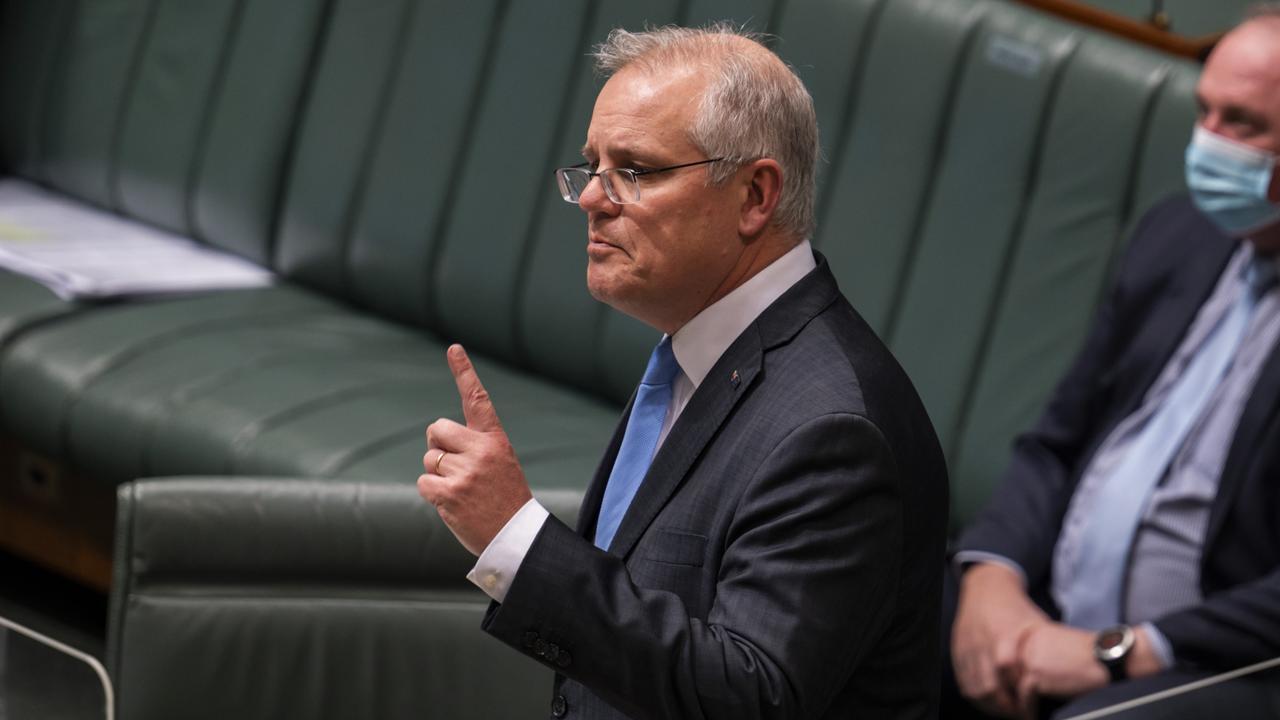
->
<box><xmin>466</xmin><ymin>240</ymin><xmax>817</xmax><ymax>601</ymax></box>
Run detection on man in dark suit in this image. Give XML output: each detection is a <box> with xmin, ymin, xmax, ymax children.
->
<box><xmin>949</xmin><ymin>11</ymin><xmax>1280</xmax><ymax>719</ymax></box>
<box><xmin>415</xmin><ymin>24</ymin><xmax>948</xmax><ymax>719</ymax></box>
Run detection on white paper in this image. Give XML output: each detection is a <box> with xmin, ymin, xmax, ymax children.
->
<box><xmin>0</xmin><ymin>179</ymin><xmax>274</xmax><ymax>300</ymax></box>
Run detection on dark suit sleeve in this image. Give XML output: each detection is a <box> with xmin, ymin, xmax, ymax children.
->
<box><xmin>1154</xmin><ymin>570</ymin><xmax>1280</xmax><ymax>668</ymax></box>
<box><xmin>954</xmin><ymin>209</ymin><xmax>1163</xmax><ymax>588</ymax></box>
<box><xmin>482</xmin><ymin>413</ymin><xmax>902</xmax><ymax>719</ymax></box>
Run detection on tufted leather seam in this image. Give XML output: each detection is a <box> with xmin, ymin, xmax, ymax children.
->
<box><xmin>46</xmin><ymin>307</ymin><xmax>340</xmax><ymax>458</ymax></box>
<box><xmin>510</xmin><ymin>0</ymin><xmax>602</xmax><ymax>373</ymax></box>
<box><xmin>105</xmin><ymin>0</ymin><xmax>164</xmax><ymax>213</ymax></box>
<box><xmin>137</xmin><ymin>347</ymin><xmax>432</xmax><ymax>478</ymax></box>
<box><xmin>181</xmin><ymin>0</ymin><xmax>251</xmax><ymax>241</ymax></box>
<box><xmin>880</xmin><ymin>0</ymin><xmax>990</xmax><ymax>347</ymax></box>
<box><xmin>810</xmin><ymin>0</ymin><xmax>893</xmax><ymax>248</ymax></box>
<box><xmin>946</xmin><ymin>33</ymin><xmax>1082</xmax><ymax>459</ymax></box>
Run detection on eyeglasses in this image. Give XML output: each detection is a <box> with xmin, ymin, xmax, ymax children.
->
<box><xmin>554</xmin><ymin>158</ymin><xmax>725</xmax><ymax>204</ymax></box>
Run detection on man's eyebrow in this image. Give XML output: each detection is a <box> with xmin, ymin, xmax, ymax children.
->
<box><xmin>1222</xmin><ymin>103</ymin><xmax>1268</xmax><ymax>128</ymax></box>
<box><xmin>579</xmin><ymin>144</ymin><xmax>641</xmax><ymax>163</ymax></box>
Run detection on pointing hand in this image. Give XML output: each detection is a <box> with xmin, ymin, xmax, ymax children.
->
<box><xmin>417</xmin><ymin>344</ymin><xmax>532</xmax><ymax>556</ymax></box>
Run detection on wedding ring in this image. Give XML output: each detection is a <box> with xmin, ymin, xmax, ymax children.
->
<box><xmin>434</xmin><ymin>450</ymin><xmax>448</xmax><ymax>474</ymax></box>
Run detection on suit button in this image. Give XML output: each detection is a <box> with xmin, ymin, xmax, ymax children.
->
<box><xmin>555</xmin><ymin>649</ymin><xmax>572</xmax><ymax>668</ymax></box>
<box><xmin>523</xmin><ymin>631</ymin><xmax>539</xmax><ymax>649</ymax></box>
<box><xmin>551</xmin><ymin>694</ymin><xmax>568</xmax><ymax>718</ymax></box>
<box><xmin>534</xmin><ymin>638</ymin><xmax>549</xmax><ymax>656</ymax></box>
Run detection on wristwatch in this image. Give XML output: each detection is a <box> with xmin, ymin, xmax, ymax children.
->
<box><xmin>1094</xmin><ymin>624</ymin><xmax>1135</xmax><ymax>682</ymax></box>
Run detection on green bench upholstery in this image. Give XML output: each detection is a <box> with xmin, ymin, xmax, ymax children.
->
<box><xmin>0</xmin><ymin>0</ymin><xmax>1197</xmax><ymax>523</ymax></box>
<box><xmin>0</xmin><ymin>0</ymin><xmax>1203</xmax><ymax>716</ymax></box>
<box><xmin>110</xmin><ymin>478</ymin><xmax>582</xmax><ymax>719</ymax></box>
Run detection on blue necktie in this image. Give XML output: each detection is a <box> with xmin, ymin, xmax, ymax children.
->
<box><xmin>1062</xmin><ymin>257</ymin><xmax>1276</xmax><ymax>629</ymax></box>
<box><xmin>594</xmin><ymin>337</ymin><xmax>681</xmax><ymax>551</ymax></box>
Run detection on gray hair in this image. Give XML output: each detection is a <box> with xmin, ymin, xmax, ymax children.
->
<box><xmin>592</xmin><ymin>23</ymin><xmax>820</xmax><ymax>241</ymax></box>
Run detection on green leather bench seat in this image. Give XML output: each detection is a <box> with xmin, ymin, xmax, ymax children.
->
<box><xmin>0</xmin><ymin>0</ymin><xmax>1199</xmax><ymax>532</ymax></box>
<box><xmin>110</xmin><ymin>479</ymin><xmax>585</xmax><ymax>720</ymax></box>
<box><xmin>0</xmin><ymin>284</ymin><xmax>617</xmax><ymax>488</ymax></box>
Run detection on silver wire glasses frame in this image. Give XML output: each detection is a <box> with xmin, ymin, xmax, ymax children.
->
<box><xmin>554</xmin><ymin>157</ymin><xmax>725</xmax><ymax>204</ymax></box>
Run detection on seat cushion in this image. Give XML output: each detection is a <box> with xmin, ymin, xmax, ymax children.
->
<box><xmin>0</xmin><ymin>283</ymin><xmax>620</xmax><ymax>488</ymax></box>
<box><xmin>0</xmin><ymin>268</ymin><xmax>78</xmax><ymax>345</ymax></box>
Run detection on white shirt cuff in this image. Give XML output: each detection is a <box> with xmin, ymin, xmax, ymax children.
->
<box><xmin>951</xmin><ymin>551</ymin><xmax>1029</xmax><ymax>588</ymax></box>
<box><xmin>466</xmin><ymin>498</ymin><xmax>549</xmax><ymax>603</ymax></box>
<box><xmin>1138</xmin><ymin>622</ymin><xmax>1175</xmax><ymax>669</ymax></box>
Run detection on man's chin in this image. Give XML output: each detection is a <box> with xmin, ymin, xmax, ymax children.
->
<box><xmin>586</xmin><ymin>272</ymin><xmax>617</xmax><ymax>305</ymax></box>
<box><xmin>586</xmin><ymin>273</ymin><xmax>640</xmax><ymax>315</ymax></box>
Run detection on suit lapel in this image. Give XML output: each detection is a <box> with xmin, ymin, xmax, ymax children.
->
<box><xmin>605</xmin><ymin>330</ymin><xmax>764</xmax><ymax>559</ymax></box>
<box><xmin>1206</xmin><ymin>336</ymin><xmax>1280</xmax><ymax>550</ymax></box>
<box><xmin>603</xmin><ymin>257</ymin><xmax>842</xmax><ymax>560</ymax></box>
<box><xmin>1107</xmin><ymin>242</ymin><xmax>1236</xmax><ymax>428</ymax></box>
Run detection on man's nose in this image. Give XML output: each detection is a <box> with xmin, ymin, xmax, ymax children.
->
<box><xmin>578</xmin><ymin>174</ymin><xmax>619</xmax><ymax>215</ymax></box>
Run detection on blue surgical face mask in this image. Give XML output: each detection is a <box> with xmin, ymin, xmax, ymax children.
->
<box><xmin>1186</xmin><ymin>126</ymin><xmax>1280</xmax><ymax>236</ymax></box>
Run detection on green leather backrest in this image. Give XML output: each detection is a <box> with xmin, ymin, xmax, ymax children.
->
<box><xmin>116</xmin><ymin>0</ymin><xmax>329</xmax><ymax>263</ymax></box>
<box><xmin>35</xmin><ymin>0</ymin><xmax>154</xmax><ymax>208</ymax></box>
<box><xmin>273</xmin><ymin>0</ymin><xmax>502</xmax><ymax>317</ymax></box>
<box><xmin>427</xmin><ymin>1</ymin><xmax>596</xmax><ymax>356</ymax></box>
<box><xmin>816</xmin><ymin>0</ymin><xmax>988</xmax><ymax>331</ymax></box>
<box><xmin>3</xmin><ymin>0</ymin><xmax>325</xmax><ymax>264</ymax></box>
<box><xmin>948</xmin><ymin>29</ymin><xmax>1196</xmax><ymax>523</ymax></box>
<box><xmin>516</xmin><ymin>0</ymin><xmax>684</xmax><ymax>393</ymax></box>
<box><xmin>0</xmin><ymin>0</ymin><xmax>74</xmax><ymax>178</ymax></box>
<box><xmin>803</xmin><ymin>0</ymin><xmax>1197</xmax><ymax>525</ymax></box>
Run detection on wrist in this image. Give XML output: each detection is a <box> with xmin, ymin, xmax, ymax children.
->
<box><xmin>962</xmin><ymin>561</ymin><xmax>1025</xmax><ymax>592</ymax></box>
<box><xmin>1124</xmin><ymin>626</ymin><xmax>1164</xmax><ymax>678</ymax></box>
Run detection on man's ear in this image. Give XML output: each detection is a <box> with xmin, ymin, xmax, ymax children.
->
<box><xmin>739</xmin><ymin>158</ymin><xmax>784</xmax><ymax>238</ymax></box>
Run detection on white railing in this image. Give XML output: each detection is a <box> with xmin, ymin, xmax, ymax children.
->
<box><xmin>1065</xmin><ymin>655</ymin><xmax>1280</xmax><ymax>719</ymax></box>
<box><xmin>0</xmin><ymin>614</ymin><xmax>114</xmax><ymax>720</ymax></box>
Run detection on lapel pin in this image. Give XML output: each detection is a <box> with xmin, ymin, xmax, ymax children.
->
<box><xmin>730</xmin><ymin>370</ymin><xmax>741</xmax><ymax>388</ymax></box>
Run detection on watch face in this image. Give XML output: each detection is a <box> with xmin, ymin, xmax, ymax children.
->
<box><xmin>1095</xmin><ymin>625</ymin><xmax>1134</xmax><ymax>663</ymax></box>
<box><xmin>1098</xmin><ymin>628</ymin><xmax>1127</xmax><ymax>651</ymax></box>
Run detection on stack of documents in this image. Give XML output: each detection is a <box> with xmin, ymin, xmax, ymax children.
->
<box><xmin>0</xmin><ymin>179</ymin><xmax>274</xmax><ymax>300</ymax></box>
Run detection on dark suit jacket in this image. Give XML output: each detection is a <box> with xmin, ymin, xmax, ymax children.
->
<box><xmin>958</xmin><ymin>195</ymin><xmax>1280</xmax><ymax>671</ymax></box>
<box><xmin>482</xmin><ymin>256</ymin><xmax>949</xmax><ymax>719</ymax></box>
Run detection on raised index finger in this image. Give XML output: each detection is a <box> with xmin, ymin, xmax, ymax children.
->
<box><xmin>446</xmin><ymin>344</ymin><xmax>502</xmax><ymax>432</ymax></box>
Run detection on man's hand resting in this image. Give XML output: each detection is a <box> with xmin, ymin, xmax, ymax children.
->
<box><xmin>1014</xmin><ymin>621</ymin><xmax>1164</xmax><ymax>718</ymax></box>
<box><xmin>1014</xmin><ymin>623</ymin><xmax>1108</xmax><ymax>719</ymax></box>
<box><xmin>417</xmin><ymin>344</ymin><xmax>533</xmax><ymax>556</ymax></box>
<box><xmin>952</xmin><ymin>563</ymin><xmax>1050</xmax><ymax>718</ymax></box>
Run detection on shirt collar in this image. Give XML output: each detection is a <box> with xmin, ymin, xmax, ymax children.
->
<box><xmin>668</xmin><ymin>240</ymin><xmax>816</xmax><ymax>389</ymax></box>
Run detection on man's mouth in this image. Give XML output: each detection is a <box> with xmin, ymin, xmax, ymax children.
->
<box><xmin>588</xmin><ymin>234</ymin><xmax>620</xmax><ymax>249</ymax></box>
